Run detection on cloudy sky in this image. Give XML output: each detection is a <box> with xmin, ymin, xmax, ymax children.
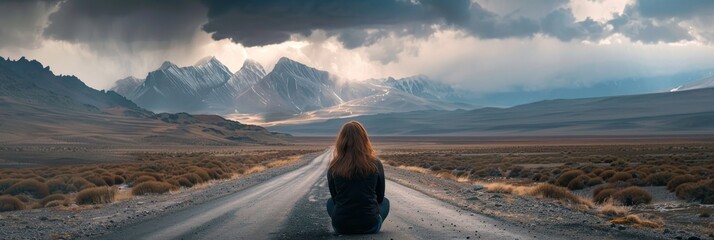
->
<box><xmin>1</xmin><ymin>0</ymin><xmax>714</xmax><ymax>93</ymax></box>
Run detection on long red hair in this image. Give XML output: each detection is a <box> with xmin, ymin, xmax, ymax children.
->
<box><xmin>329</xmin><ymin>121</ymin><xmax>377</xmax><ymax>179</ymax></box>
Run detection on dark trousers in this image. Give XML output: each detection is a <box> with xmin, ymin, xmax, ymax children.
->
<box><xmin>326</xmin><ymin>197</ymin><xmax>390</xmax><ymax>234</ymax></box>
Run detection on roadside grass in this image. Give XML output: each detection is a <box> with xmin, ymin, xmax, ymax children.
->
<box><xmin>0</xmin><ymin>149</ymin><xmax>318</xmax><ymax>211</ymax></box>
<box><xmin>75</xmin><ymin>186</ymin><xmax>116</xmax><ymax>205</ymax></box>
<box><xmin>381</xmin><ymin>143</ymin><xmax>714</xmax><ymax>233</ymax></box>
<box><xmin>131</xmin><ymin>181</ymin><xmax>176</xmax><ymax>196</ymax></box>
<box><xmin>611</xmin><ymin>214</ymin><xmax>664</xmax><ymax>228</ymax></box>
<box><xmin>598</xmin><ymin>198</ymin><xmax>630</xmax><ymax>217</ymax></box>
<box><xmin>0</xmin><ymin>195</ymin><xmax>25</xmax><ymax>212</ymax></box>
<box><xmin>484</xmin><ymin>182</ymin><xmax>593</xmax><ymax>207</ymax></box>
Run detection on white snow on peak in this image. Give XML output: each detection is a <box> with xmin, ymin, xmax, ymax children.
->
<box><xmin>194</xmin><ymin>56</ymin><xmax>219</xmax><ymax>66</ymax></box>
<box><xmin>671</xmin><ymin>76</ymin><xmax>714</xmax><ymax>92</ymax></box>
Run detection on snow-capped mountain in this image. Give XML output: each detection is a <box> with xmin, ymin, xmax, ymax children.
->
<box><xmin>129</xmin><ymin>56</ymin><xmax>233</xmax><ymax>113</ymax></box>
<box><xmin>670</xmin><ymin>76</ymin><xmax>714</xmax><ymax>92</ymax></box>
<box><xmin>233</xmin><ymin>57</ymin><xmax>345</xmax><ymax>119</ymax></box>
<box><xmin>112</xmin><ymin>56</ymin><xmax>475</xmax><ymax>124</ymax></box>
<box><xmin>204</xmin><ymin>59</ymin><xmax>267</xmax><ymax>112</ymax></box>
<box><xmin>382</xmin><ymin>74</ymin><xmax>463</xmax><ymax>102</ymax></box>
<box><xmin>110</xmin><ymin>76</ymin><xmax>144</xmax><ymax>99</ymax></box>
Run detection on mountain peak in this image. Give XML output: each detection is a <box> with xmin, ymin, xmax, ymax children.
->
<box><xmin>242</xmin><ymin>59</ymin><xmax>262</xmax><ymax>68</ymax></box>
<box><xmin>194</xmin><ymin>56</ymin><xmax>219</xmax><ymax>66</ymax></box>
<box><xmin>275</xmin><ymin>57</ymin><xmax>305</xmax><ymax>68</ymax></box>
<box><xmin>159</xmin><ymin>61</ymin><xmax>177</xmax><ymax>70</ymax></box>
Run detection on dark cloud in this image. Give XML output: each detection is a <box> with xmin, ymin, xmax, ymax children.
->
<box><xmin>609</xmin><ymin>5</ymin><xmax>694</xmax><ymax>44</ymax></box>
<box><xmin>0</xmin><ymin>0</ymin><xmax>59</xmax><ymax>49</ymax></box>
<box><xmin>541</xmin><ymin>8</ymin><xmax>608</xmax><ymax>41</ymax></box>
<box><xmin>43</xmin><ymin>0</ymin><xmax>207</xmax><ymax>50</ymax></box>
<box><xmin>634</xmin><ymin>0</ymin><xmax>714</xmax><ymax>20</ymax></box>
<box><xmin>2</xmin><ymin>0</ymin><xmax>714</xmax><ymax>58</ymax></box>
<box><xmin>200</xmin><ymin>0</ymin><xmax>467</xmax><ymax>47</ymax></box>
<box><xmin>459</xmin><ymin>2</ymin><xmax>540</xmax><ymax>39</ymax></box>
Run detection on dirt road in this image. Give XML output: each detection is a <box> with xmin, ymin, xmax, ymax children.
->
<box><xmin>103</xmin><ymin>150</ymin><xmax>555</xmax><ymax>240</ymax></box>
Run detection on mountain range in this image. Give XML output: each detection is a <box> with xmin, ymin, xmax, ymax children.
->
<box><xmin>110</xmin><ymin>57</ymin><xmax>472</xmax><ymax>122</ymax></box>
<box><xmin>270</xmin><ymin>86</ymin><xmax>714</xmax><ymax>136</ymax></box>
<box><xmin>0</xmin><ymin>56</ymin><xmax>287</xmax><ymax>145</ymax></box>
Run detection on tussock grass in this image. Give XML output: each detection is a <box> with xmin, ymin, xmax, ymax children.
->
<box><xmin>0</xmin><ymin>149</ymin><xmax>323</xmax><ymax>211</ymax></box>
<box><xmin>667</xmin><ymin>174</ymin><xmax>698</xmax><ymax>192</ymax></box>
<box><xmin>611</xmin><ymin>186</ymin><xmax>652</xmax><ymax>206</ymax></box>
<box><xmin>76</xmin><ymin>186</ymin><xmax>116</xmax><ymax>205</ymax></box>
<box><xmin>243</xmin><ymin>165</ymin><xmax>267</xmax><ymax>175</ymax></box>
<box><xmin>39</xmin><ymin>194</ymin><xmax>67</xmax><ymax>206</ymax></box>
<box><xmin>398</xmin><ymin>165</ymin><xmax>431</xmax><ymax>174</ymax></box>
<box><xmin>611</xmin><ymin>214</ymin><xmax>663</xmax><ymax>228</ymax></box>
<box><xmin>598</xmin><ymin>198</ymin><xmax>630</xmax><ymax>217</ymax></box>
<box><xmin>676</xmin><ymin>179</ymin><xmax>714</xmax><ymax>204</ymax></box>
<box><xmin>131</xmin><ymin>181</ymin><xmax>175</xmax><ymax>196</ymax></box>
<box><xmin>485</xmin><ymin>183</ymin><xmax>592</xmax><ymax>207</ymax></box>
<box><xmin>3</xmin><ymin>179</ymin><xmax>49</xmax><ymax>199</ymax></box>
<box><xmin>0</xmin><ymin>195</ymin><xmax>25</xmax><ymax>212</ymax></box>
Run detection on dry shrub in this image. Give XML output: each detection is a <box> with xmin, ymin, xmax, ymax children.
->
<box><xmin>612</xmin><ymin>186</ymin><xmax>652</xmax><ymax>206</ymax></box>
<box><xmin>610</xmin><ymin>214</ymin><xmax>663</xmax><ymax>228</ymax></box>
<box><xmin>598</xmin><ymin>198</ymin><xmax>630</xmax><ymax>217</ymax></box>
<box><xmin>131</xmin><ymin>181</ymin><xmax>175</xmax><ymax>196</ymax></box>
<box><xmin>667</xmin><ymin>174</ymin><xmax>698</xmax><ymax>192</ymax></box>
<box><xmin>675</xmin><ymin>179</ymin><xmax>714</xmax><ymax>204</ymax></box>
<box><xmin>83</xmin><ymin>175</ymin><xmax>107</xmax><ymax>186</ymax></box>
<box><xmin>133</xmin><ymin>175</ymin><xmax>157</xmax><ymax>185</ymax></box>
<box><xmin>113</xmin><ymin>175</ymin><xmax>125</xmax><ymax>185</ymax></box>
<box><xmin>531</xmin><ymin>173</ymin><xmax>549</xmax><ymax>182</ymax></box>
<box><xmin>265</xmin><ymin>156</ymin><xmax>299</xmax><ymax>168</ymax></box>
<box><xmin>191</xmin><ymin>167</ymin><xmax>212</xmax><ymax>182</ymax></box>
<box><xmin>181</xmin><ymin>173</ymin><xmax>203</xmax><ymax>185</ymax></box>
<box><xmin>566</xmin><ymin>175</ymin><xmax>589</xmax><ymax>190</ymax></box>
<box><xmin>44</xmin><ymin>199</ymin><xmax>70</xmax><ymax>208</ymax></box>
<box><xmin>101</xmin><ymin>175</ymin><xmax>115</xmax><ymax>186</ymax></box>
<box><xmin>46</xmin><ymin>178</ymin><xmax>76</xmax><ymax>194</ymax></box>
<box><xmin>557</xmin><ymin>170</ymin><xmax>585</xmax><ymax>187</ymax></box>
<box><xmin>244</xmin><ymin>165</ymin><xmax>267</xmax><ymax>175</ymax></box>
<box><xmin>644</xmin><ymin>172</ymin><xmax>674</xmax><ymax>186</ymax></box>
<box><xmin>594</xmin><ymin>188</ymin><xmax>618</xmax><ymax>203</ymax></box>
<box><xmin>3</xmin><ymin>179</ymin><xmax>49</xmax><ymax>198</ymax></box>
<box><xmin>69</xmin><ymin>176</ymin><xmax>95</xmax><ymax>190</ymax></box>
<box><xmin>599</xmin><ymin>170</ymin><xmax>616</xmax><ymax>181</ymax></box>
<box><xmin>174</xmin><ymin>176</ymin><xmax>193</xmax><ymax>188</ymax></box>
<box><xmin>39</xmin><ymin>194</ymin><xmax>66</xmax><ymax>206</ymax></box>
<box><xmin>530</xmin><ymin>184</ymin><xmax>592</xmax><ymax>207</ymax></box>
<box><xmin>0</xmin><ymin>179</ymin><xmax>21</xmax><ymax>191</ymax></box>
<box><xmin>0</xmin><ymin>195</ymin><xmax>25</xmax><ymax>212</ymax></box>
<box><xmin>76</xmin><ymin>186</ymin><xmax>116</xmax><ymax>205</ymax></box>
<box><xmin>485</xmin><ymin>183</ymin><xmax>591</xmax><ymax>207</ymax></box>
<box><xmin>607</xmin><ymin>172</ymin><xmax>632</xmax><ymax>183</ymax></box>
<box><xmin>587</xmin><ymin>177</ymin><xmax>604</xmax><ymax>186</ymax></box>
<box><xmin>484</xmin><ymin>182</ymin><xmax>534</xmax><ymax>195</ymax></box>
<box><xmin>398</xmin><ymin>165</ymin><xmax>430</xmax><ymax>174</ymax></box>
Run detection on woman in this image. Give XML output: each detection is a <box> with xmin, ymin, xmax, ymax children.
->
<box><xmin>326</xmin><ymin>121</ymin><xmax>389</xmax><ymax>234</ymax></box>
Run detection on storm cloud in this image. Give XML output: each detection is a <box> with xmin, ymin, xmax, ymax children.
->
<box><xmin>0</xmin><ymin>0</ymin><xmax>59</xmax><ymax>49</ymax></box>
<box><xmin>43</xmin><ymin>0</ymin><xmax>207</xmax><ymax>51</ymax></box>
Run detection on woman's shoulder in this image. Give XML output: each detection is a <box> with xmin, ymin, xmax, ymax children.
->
<box><xmin>373</xmin><ymin>158</ymin><xmax>384</xmax><ymax>168</ymax></box>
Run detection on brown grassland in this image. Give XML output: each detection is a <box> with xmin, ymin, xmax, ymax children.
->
<box><xmin>371</xmin><ymin>136</ymin><xmax>714</xmax><ymax>234</ymax></box>
<box><xmin>0</xmin><ymin>147</ymin><xmax>321</xmax><ymax>211</ymax></box>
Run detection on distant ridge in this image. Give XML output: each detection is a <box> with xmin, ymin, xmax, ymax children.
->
<box><xmin>270</xmin><ymin>87</ymin><xmax>714</xmax><ymax>136</ymax></box>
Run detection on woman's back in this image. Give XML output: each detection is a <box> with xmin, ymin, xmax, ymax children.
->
<box><xmin>327</xmin><ymin>159</ymin><xmax>385</xmax><ymax>233</ymax></box>
<box><xmin>325</xmin><ymin>121</ymin><xmax>389</xmax><ymax>235</ymax></box>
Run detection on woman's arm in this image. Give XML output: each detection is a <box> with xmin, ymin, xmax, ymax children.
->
<box><xmin>376</xmin><ymin>160</ymin><xmax>385</xmax><ymax>204</ymax></box>
<box><xmin>327</xmin><ymin>171</ymin><xmax>337</xmax><ymax>199</ymax></box>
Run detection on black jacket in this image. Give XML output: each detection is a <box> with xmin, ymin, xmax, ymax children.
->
<box><xmin>327</xmin><ymin>159</ymin><xmax>385</xmax><ymax>234</ymax></box>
